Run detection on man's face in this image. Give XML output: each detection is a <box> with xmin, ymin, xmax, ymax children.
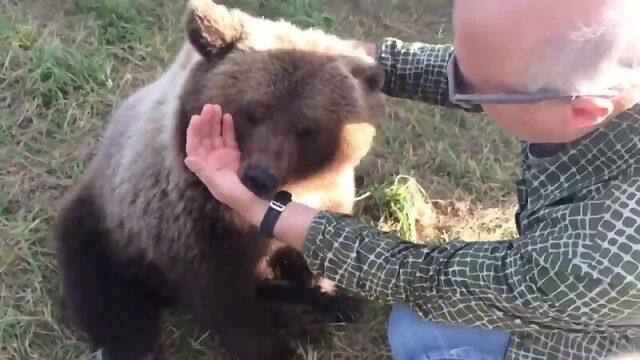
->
<box><xmin>452</xmin><ymin>0</ymin><xmax>623</xmax><ymax>143</ymax></box>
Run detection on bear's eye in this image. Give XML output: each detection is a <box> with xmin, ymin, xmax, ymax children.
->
<box><xmin>245</xmin><ymin>112</ymin><xmax>258</xmax><ymax>125</ymax></box>
<box><xmin>235</xmin><ymin>105</ymin><xmax>259</xmax><ymax>125</ymax></box>
<box><xmin>296</xmin><ymin>128</ymin><xmax>317</xmax><ymax>142</ymax></box>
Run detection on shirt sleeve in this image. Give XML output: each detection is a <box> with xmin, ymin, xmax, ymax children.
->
<box><xmin>302</xmin><ymin>177</ymin><xmax>640</xmax><ymax>332</ymax></box>
<box><xmin>376</xmin><ymin>37</ymin><xmax>482</xmax><ymax>112</ymax></box>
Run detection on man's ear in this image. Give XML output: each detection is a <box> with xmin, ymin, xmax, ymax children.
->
<box><xmin>347</xmin><ymin>59</ymin><xmax>385</xmax><ymax>93</ymax></box>
<box><xmin>569</xmin><ymin>97</ymin><xmax>615</xmax><ymax>128</ymax></box>
<box><xmin>185</xmin><ymin>0</ymin><xmax>247</xmax><ymax>61</ymax></box>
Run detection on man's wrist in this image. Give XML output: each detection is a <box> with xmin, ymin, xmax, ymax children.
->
<box><xmin>228</xmin><ymin>188</ymin><xmax>269</xmax><ymax>227</ymax></box>
<box><xmin>246</xmin><ymin>196</ymin><xmax>269</xmax><ymax>228</ymax></box>
<box><xmin>228</xmin><ymin>187</ymin><xmax>318</xmax><ymax>249</ymax></box>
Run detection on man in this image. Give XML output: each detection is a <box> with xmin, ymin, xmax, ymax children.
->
<box><xmin>183</xmin><ymin>0</ymin><xmax>640</xmax><ymax>358</ymax></box>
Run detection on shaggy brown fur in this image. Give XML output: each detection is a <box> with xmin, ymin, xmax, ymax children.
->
<box><xmin>53</xmin><ymin>1</ymin><xmax>385</xmax><ymax>359</ymax></box>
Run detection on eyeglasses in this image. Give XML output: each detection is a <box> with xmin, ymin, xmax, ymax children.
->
<box><xmin>447</xmin><ymin>52</ymin><xmax>620</xmax><ymax>109</ymax></box>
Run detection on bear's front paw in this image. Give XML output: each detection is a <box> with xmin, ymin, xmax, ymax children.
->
<box><xmin>256</xmin><ymin>334</ymin><xmax>297</xmax><ymax>360</ymax></box>
<box><xmin>312</xmin><ymin>292</ymin><xmax>366</xmax><ymax>324</ymax></box>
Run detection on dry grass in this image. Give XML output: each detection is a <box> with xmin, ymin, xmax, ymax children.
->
<box><xmin>0</xmin><ymin>0</ymin><xmax>521</xmax><ymax>358</ymax></box>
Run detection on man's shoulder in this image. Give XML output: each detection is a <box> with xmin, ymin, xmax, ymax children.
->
<box><xmin>518</xmin><ymin>159</ymin><xmax>640</xmax><ymax>290</ymax></box>
<box><xmin>522</xmin><ymin>105</ymin><xmax>640</xmax><ymax>198</ymax></box>
<box><xmin>517</xmin><ymin>106</ymin><xmax>640</xmax><ymax>287</ymax></box>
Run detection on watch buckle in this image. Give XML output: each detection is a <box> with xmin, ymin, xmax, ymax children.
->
<box><xmin>269</xmin><ymin>200</ymin><xmax>286</xmax><ymax>212</ymax></box>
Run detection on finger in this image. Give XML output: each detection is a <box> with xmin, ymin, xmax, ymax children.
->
<box><xmin>201</xmin><ymin>104</ymin><xmax>223</xmax><ymax>149</ymax></box>
<box><xmin>192</xmin><ymin>115</ymin><xmax>213</xmax><ymax>157</ymax></box>
<box><xmin>221</xmin><ymin>113</ymin><xmax>238</xmax><ymax>149</ymax></box>
<box><xmin>185</xmin><ymin>156</ymin><xmax>222</xmax><ymax>192</ymax></box>
<box><xmin>199</xmin><ymin>105</ymin><xmax>214</xmax><ymax>147</ymax></box>
<box><xmin>186</xmin><ymin>156</ymin><xmax>220</xmax><ymax>182</ymax></box>
<box><xmin>185</xmin><ymin>115</ymin><xmax>202</xmax><ymax>157</ymax></box>
<box><xmin>184</xmin><ymin>156</ymin><xmax>205</xmax><ymax>174</ymax></box>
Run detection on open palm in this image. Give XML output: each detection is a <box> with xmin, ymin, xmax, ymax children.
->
<box><xmin>184</xmin><ymin>104</ymin><xmax>244</xmax><ymax>204</ymax></box>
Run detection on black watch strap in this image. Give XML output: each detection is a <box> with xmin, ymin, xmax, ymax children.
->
<box><xmin>258</xmin><ymin>190</ymin><xmax>292</xmax><ymax>238</ymax></box>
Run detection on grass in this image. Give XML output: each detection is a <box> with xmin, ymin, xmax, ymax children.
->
<box><xmin>0</xmin><ymin>0</ymin><xmax>521</xmax><ymax>358</ymax></box>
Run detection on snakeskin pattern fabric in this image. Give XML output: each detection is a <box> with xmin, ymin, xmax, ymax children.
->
<box><xmin>302</xmin><ymin>38</ymin><xmax>640</xmax><ymax>360</ymax></box>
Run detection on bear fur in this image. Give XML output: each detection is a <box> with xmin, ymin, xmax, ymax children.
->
<box><xmin>52</xmin><ymin>1</ymin><xmax>385</xmax><ymax>359</ymax></box>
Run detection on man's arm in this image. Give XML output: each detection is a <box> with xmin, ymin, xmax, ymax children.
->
<box><xmin>358</xmin><ymin>37</ymin><xmax>482</xmax><ymax>112</ymax></box>
<box><xmin>301</xmin><ymin>177</ymin><xmax>640</xmax><ymax>332</ymax></box>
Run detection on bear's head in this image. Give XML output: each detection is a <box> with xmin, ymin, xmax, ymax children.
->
<box><xmin>178</xmin><ymin>0</ymin><xmax>385</xmax><ymax>198</ymax></box>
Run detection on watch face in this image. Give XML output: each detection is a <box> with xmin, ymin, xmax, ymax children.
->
<box><xmin>275</xmin><ymin>190</ymin><xmax>292</xmax><ymax>202</ymax></box>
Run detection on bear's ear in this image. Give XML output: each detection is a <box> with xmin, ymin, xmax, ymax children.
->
<box><xmin>348</xmin><ymin>60</ymin><xmax>385</xmax><ymax>93</ymax></box>
<box><xmin>185</xmin><ymin>0</ymin><xmax>247</xmax><ymax>61</ymax></box>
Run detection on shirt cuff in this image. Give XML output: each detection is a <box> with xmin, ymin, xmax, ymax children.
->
<box><xmin>302</xmin><ymin>210</ymin><xmax>347</xmax><ymax>274</ymax></box>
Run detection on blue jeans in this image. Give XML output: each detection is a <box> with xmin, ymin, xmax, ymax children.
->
<box><xmin>387</xmin><ymin>304</ymin><xmax>511</xmax><ymax>360</ymax></box>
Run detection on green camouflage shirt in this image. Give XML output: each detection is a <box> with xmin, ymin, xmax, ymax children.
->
<box><xmin>302</xmin><ymin>38</ymin><xmax>640</xmax><ymax>360</ymax></box>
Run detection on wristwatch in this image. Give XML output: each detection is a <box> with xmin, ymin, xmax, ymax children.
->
<box><xmin>258</xmin><ymin>190</ymin><xmax>292</xmax><ymax>238</ymax></box>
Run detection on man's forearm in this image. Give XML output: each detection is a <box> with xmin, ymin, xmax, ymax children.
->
<box><xmin>354</xmin><ymin>38</ymin><xmax>484</xmax><ymax>112</ymax></box>
<box><xmin>301</xmin><ymin>210</ymin><xmax>640</xmax><ymax>333</ymax></box>
<box><xmin>234</xmin><ymin>188</ymin><xmax>639</xmax><ymax>335</ymax></box>
<box><xmin>360</xmin><ymin>38</ymin><xmax>459</xmax><ymax>108</ymax></box>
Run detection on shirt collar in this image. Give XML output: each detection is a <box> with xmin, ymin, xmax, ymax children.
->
<box><xmin>522</xmin><ymin>102</ymin><xmax>640</xmax><ymax>207</ymax></box>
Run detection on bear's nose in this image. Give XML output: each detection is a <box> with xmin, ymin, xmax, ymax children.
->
<box><xmin>241</xmin><ymin>165</ymin><xmax>279</xmax><ymax>197</ymax></box>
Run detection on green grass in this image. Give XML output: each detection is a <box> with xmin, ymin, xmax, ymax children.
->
<box><xmin>0</xmin><ymin>0</ymin><xmax>521</xmax><ymax>358</ymax></box>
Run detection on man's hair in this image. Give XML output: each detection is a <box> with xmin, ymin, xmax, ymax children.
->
<box><xmin>524</xmin><ymin>1</ymin><xmax>640</xmax><ymax>94</ymax></box>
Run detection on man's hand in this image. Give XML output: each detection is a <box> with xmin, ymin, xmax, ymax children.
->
<box><xmin>184</xmin><ymin>104</ymin><xmax>249</xmax><ymax>208</ymax></box>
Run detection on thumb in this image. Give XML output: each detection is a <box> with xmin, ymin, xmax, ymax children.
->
<box><xmin>185</xmin><ymin>157</ymin><xmax>217</xmax><ymax>189</ymax></box>
<box><xmin>184</xmin><ymin>157</ymin><xmax>206</xmax><ymax>174</ymax></box>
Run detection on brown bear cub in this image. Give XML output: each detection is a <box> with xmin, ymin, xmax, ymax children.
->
<box><xmin>53</xmin><ymin>0</ymin><xmax>385</xmax><ymax>359</ymax></box>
